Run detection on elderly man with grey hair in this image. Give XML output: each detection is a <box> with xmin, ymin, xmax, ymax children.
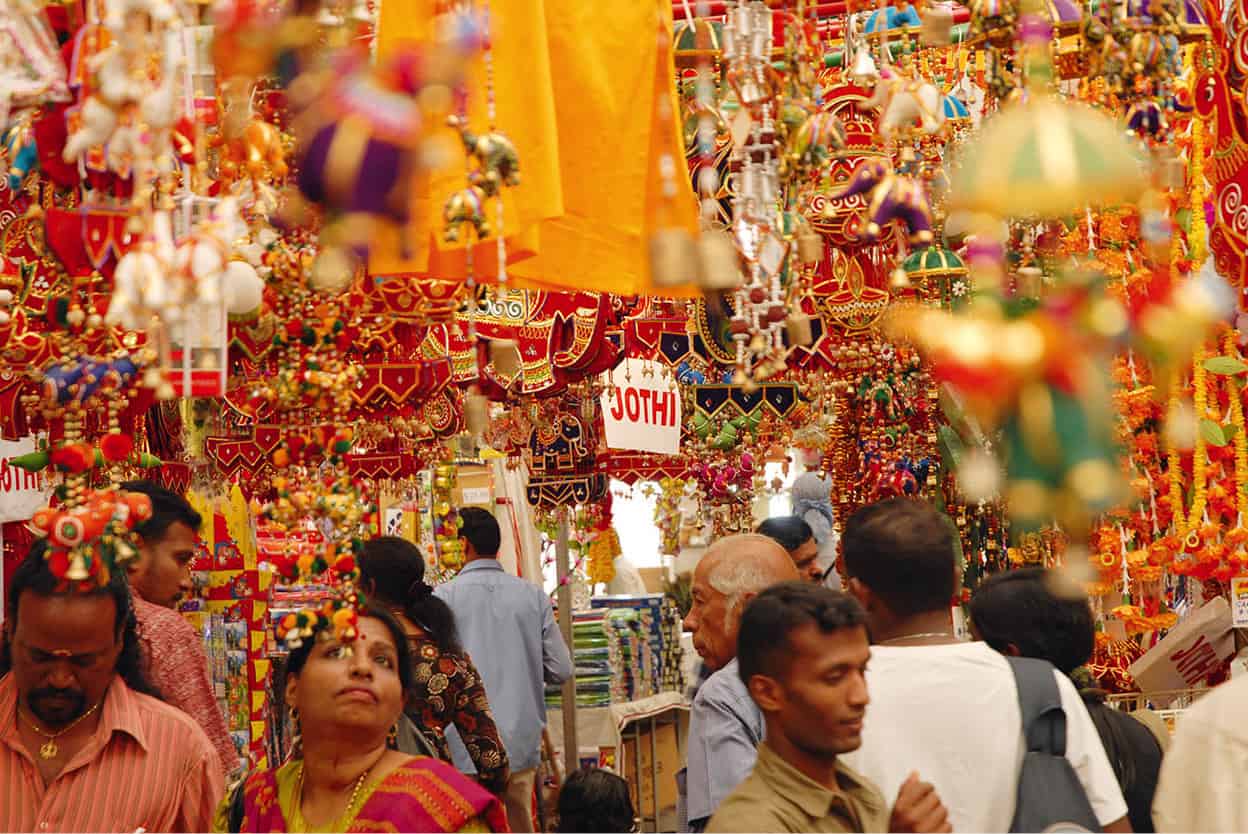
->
<box><xmin>680</xmin><ymin>534</ymin><xmax>800</xmax><ymax>832</ymax></box>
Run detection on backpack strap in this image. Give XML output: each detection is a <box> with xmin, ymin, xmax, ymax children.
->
<box><xmin>1006</xmin><ymin>656</ymin><xmax>1067</xmax><ymax>757</ymax></box>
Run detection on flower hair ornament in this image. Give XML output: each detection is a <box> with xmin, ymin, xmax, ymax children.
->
<box><xmin>27</xmin><ymin>489</ymin><xmax>153</xmax><ymax>588</ymax></box>
<box><xmin>273</xmin><ymin>547</ymin><xmax>366</xmax><ymax>652</ymax></box>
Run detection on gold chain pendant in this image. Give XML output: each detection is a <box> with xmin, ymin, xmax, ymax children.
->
<box><xmin>39</xmin><ymin>740</ymin><xmax>58</xmax><ymax>760</ymax></box>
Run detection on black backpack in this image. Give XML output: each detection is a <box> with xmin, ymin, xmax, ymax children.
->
<box><xmin>1007</xmin><ymin>657</ymin><xmax>1101</xmax><ymax>833</ymax></box>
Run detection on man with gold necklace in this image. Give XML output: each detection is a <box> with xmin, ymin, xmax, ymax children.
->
<box><xmin>0</xmin><ymin>540</ymin><xmax>223</xmax><ymax>832</ymax></box>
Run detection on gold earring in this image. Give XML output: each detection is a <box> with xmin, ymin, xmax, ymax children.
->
<box><xmin>387</xmin><ymin>723</ymin><xmax>398</xmax><ymax>748</ymax></box>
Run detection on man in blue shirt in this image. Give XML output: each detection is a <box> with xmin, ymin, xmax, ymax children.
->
<box><xmin>680</xmin><ymin>533</ymin><xmax>799</xmax><ymax>831</ymax></box>
<box><xmin>435</xmin><ymin>507</ymin><xmax>574</xmax><ymax>832</ymax></box>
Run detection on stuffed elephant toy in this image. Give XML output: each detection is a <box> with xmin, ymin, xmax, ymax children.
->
<box><xmin>831</xmin><ymin>158</ymin><xmax>934</xmax><ymax>246</ymax></box>
<box><xmin>860</xmin><ymin>68</ymin><xmax>945</xmax><ymax>140</ymax></box>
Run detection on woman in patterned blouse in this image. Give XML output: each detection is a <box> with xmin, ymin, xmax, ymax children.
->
<box><xmin>359</xmin><ymin>536</ymin><xmax>511</xmax><ymax>796</ymax></box>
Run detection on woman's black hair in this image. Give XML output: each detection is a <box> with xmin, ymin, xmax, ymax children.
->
<box><xmin>556</xmin><ymin>767</ymin><xmax>636</xmax><ymax>833</ymax></box>
<box><xmin>284</xmin><ymin>601</ymin><xmax>415</xmax><ymax>697</ymax></box>
<box><xmin>0</xmin><ymin>540</ymin><xmax>159</xmax><ymax>698</ymax></box>
<box><xmin>357</xmin><ymin>536</ymin><xmax>462</xmax><ymax>654</ymax></box>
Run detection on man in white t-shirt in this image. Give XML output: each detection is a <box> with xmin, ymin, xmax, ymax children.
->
<box><xmin>1153</xmin><ymin>673</ymin><xmax>1248</xmax><ymax>831</ymax></box>
<box><xmin>838</xmin><ymin>498</ymin><xmax>1130</xmax><ymax>833</ymax></box>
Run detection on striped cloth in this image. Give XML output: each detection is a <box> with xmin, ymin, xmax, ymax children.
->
<box><xmin>0</xmin><ymin>672</ymin><xmax>224</xmax><ymax>832</ymax></box>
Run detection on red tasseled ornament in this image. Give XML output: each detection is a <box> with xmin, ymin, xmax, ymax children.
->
<box><xmin>99</xmin><ymin>433</ymin><xmax>134</xmax><ymax>463</ymax></box>
<box><xmin>50</xmin><ymin>443</ymin><xmax>94</xmax><ymax>473</ymax></box>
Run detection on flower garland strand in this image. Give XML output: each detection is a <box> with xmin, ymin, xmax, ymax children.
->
<box><xmin>1168</xmin><ymin>349</ymin><xmax>1209</xmax><ymax>541</ymax></box>
<box><xmin>1189</xmin><ymin>118</ymin><xmax>1208</xmax><ymax>267</ymax></box>
<box><xmin>1226</xmin><ymin>332</ymin><xmax>1248</xmax><ymax>521</ymax></box>
<box><xmin>1188</xmin><ymin>348</ymin><xmax>1209</xmax><ymax>536</ymax></box>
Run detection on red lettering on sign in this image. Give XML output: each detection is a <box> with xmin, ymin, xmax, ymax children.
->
<box><xmin>610</xmin><ymin>389</ymin><xmax>624</xmax><ymax>421</ymax></box>
<box><xmin>1171</xmin><ymin>636</ymin><xmax>1219</xmax><ymax>686</ymax></box>
<box><xmin>653</xmin><ymin>390</ymin><xmax>669</xmax><ymax>426</ymax></box>
<box><xmin>624</xmin><ymin>387</ymin><xmax>640</xmax><ymax>421</ymax></box>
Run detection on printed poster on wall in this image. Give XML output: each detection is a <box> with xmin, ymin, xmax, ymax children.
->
<box><xmin>599</xmin><ymin>359</ymin><xmax>682</xmax><ymax>456</ymax></box>
<box><xmin>1232</xmin><ymin>577</ymin><xmax>1248</xmax><ymax>628</ymax></box>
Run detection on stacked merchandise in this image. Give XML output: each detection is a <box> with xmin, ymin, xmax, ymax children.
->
<box><xmin>546</xmin><ymin>611</ymin><xmax>617</xmax><ymax>709</ymax></box>
<box><xmin>591</xmin><ymin>595</ymin><xmax>686</xmax><ymax>698</ymax></box>
<box><xmin>546</xmin><ymin>595</ymin><xmax>687</xmax><ymax>709</ymax></box>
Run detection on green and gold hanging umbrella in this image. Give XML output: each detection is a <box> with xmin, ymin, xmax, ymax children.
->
<box><xmin>948</xmin><ymin>95</ymin><xmax>1148</xmax><ymax>218</ymax></box>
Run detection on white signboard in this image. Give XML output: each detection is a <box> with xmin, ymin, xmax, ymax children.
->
<box><xmin>599</xmin><ymin>359</ymin><xmax>682</xmax><ymax>456</ymax></box>
<box><xmin>0</xmin><ymin>436</ymin><xmax>50</xmax><ymax>523</ymax></box>
<box><xmin>1129</xmin><ymin>597</ymin><xmax>1235</xmax><ymax>702</ymax></box>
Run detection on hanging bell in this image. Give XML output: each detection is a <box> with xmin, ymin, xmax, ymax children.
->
<box><xmin>785</xmin><ymin>313</ymin><xmax>814</xmax><ymax>347</ymax></box>
<box><xmin>490</xmin><ymin>340</ymin><xmax>522</xmax><ymax>378</ymax></box>
<box><xmin>649</xmin><ymin>228</ymin><xmax>701</xmax><ymax>288</ymax></box>
<box><xmin>1015</xmin><ymin>266</ymin><xmax>1044</xmax><ymax>299</ymax></box>
<box><xmin>464</xmin><ymin>393</ymin><xmax>490</xmax><ymax>437</ymax></box>
<box><xmin>697</xmin><ymin>230</ymin><xmax>744</xmax><ymax>291</ymax></box>
<box><xmin>65</xmin><ymin>552</ymin><xmax>90</xmax><ymax>581</ymax></box>
<box><xmin>920</xmin><ymin>6</ymin><xmax>955</xmax><ymax>46</ymax></box>
<box><xmin>796</xmin><ymin>223</ymin><xmax>824</xmax><ymax>265</ymax></box>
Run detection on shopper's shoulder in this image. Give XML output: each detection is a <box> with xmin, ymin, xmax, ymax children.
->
<box><xmin>870</xmin><ymin>640</ymin><xmax>1008</xmax><ymax>676</ymax></box>
<box><xmin>1184</xmin><ymin>676</ymin><xmax>1248</xmax><ymax>736</ymax></box>
<box><xmin>694</xmin><ymin>663</ymin><xmax>751</xmax><ymax>707</ymax></box>
<box><xmin>705</xmin><ymin>775</ymin><xmax>797</xmax><ymax>833</ymax></box>
<box><xmin>127</xmin><ymin>686</ymin><xmax>215</xmax><ymax>754</ymax></box>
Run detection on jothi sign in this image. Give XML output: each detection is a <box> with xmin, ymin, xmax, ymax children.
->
<box><xmin>600</xmin><ymin>360</ymin><xmax>681</xmax><ymax>455</ymax></box>
<box><xmin>0</xmin><ymin>436</ymin><xmax>50</xmax><ymax>523</ymax></box>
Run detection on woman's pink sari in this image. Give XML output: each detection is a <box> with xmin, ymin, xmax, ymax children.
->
<box><xmin>238</xmin><ymin>756</ymin><xmax>510</xmax><ymax>832</ymax></box>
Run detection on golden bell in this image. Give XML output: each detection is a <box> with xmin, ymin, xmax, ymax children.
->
<box><xmin>697</xmin><ymin>230</ymin><xmax>744</xmax><ymax>291</ymax></box>
<box><xmin>1015</xmin><ymin>266</ymin><xmax>1044</xmax><ymax>299</ymax></box>
<box><xmin>920</xmin><ymin>5</ymin><xmax>954</xmax><ymax>46</ymax></box>
<box><xmin>796</xmin><ymin>224</ymin><xmax>823</xmax><ymax>265</ymax></box>
<box><xmin>464</xmin><ymin>393</ymin><xmax>490</xmax><ymax>436</ymax></box>
<box><xmin>785</xmin><ymin>313</ymin><xmax>814</xmax><ymax>347</ymax></box>
<box><xmin>489</xmin><ymin>340</ymin><xmax>522</xmax><ymax>377</ymax></box>
<box><xmin>649</xmin><ymin>228</ymin><xmax>700</xmax><ymax>288</ymax></box>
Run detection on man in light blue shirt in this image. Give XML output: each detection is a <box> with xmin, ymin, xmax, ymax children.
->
<box><xmin>681</xmin><ymin>533</ymin><xmax>799</xmax><ymax>831</ymax></box>
<box><xmin>435</xmin><ymin>506</ymin><xmax>573</xmax><ymax>833</ymax></box>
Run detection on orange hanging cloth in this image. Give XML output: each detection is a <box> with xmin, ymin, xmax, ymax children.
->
<box><xmin>368</xmin><ymin>0</ymin><xmax>699</xmax><ymax>296</ymax></box>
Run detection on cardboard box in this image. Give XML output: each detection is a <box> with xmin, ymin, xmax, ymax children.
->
<box><xmin>452</xmin><ymin>465</ymin><xmax>493</xmax><ymax>508</ymax></box>
<box><xmin>621</xmin><ymin>719</ymin><xmax>680</xmax><ymax>818</ymax></box>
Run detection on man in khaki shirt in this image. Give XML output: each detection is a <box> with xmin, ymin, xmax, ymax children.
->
<box><xmin>707</xmin><ymin>583</ymin><xmax>950</xmax><ymax>834</ymax></box>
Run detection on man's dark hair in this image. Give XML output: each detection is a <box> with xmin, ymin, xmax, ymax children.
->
<box><xmin>119</xmin><ymin>480</ymin><xmax>203</xmax><ymax>542</ymax></box>
<box><xmin>556</xmin><ymin>767</ymin><xmax>636</xmax><ymax>833</ymax></box>
<box><xmin>458</xmin><ymin>506</ymin><xmax>501</xmax><ymax>557</ymax></box>
<box><xmin>756</xmin><ymin>516</ymin><xmax>814</xmax><ymax>554</ymax></box>
<box><xmin>0</xmin><ymin>540</ymin><xmax>158</xmax><ymax>697</ymax></box>
<box><xmin>841</xmin><ymin>497</ymin><xmax>957</xmax><ymax>616</ymax></box>
<box><xmin>968</xmin><ymin>567</ymin><xmax>1095</xmax><ymax>675</ymax></box>
<box><xmin>737</xmin><ymin>581</ymin><xmax>867</xmax><ymax>685</ymax></box>
<box><xmin>359</xmin><ymin>536</ymin><xmax>462</xmax><ymax>654</ymax></box>
<box><xmin>285</xmin><ymin>602</ymin><xmax>414</xmax><ymax>695</ymax></box>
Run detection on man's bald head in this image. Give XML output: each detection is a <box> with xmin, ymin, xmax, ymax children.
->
<box><xmin>684</xmin><ymin>534</ymin><xmax>799</xmax><ymax>670</ymax></box>
<box><xmin>700</xmin><ymin>534</ymin><xmax>799</xmax><ymax>599</ymax></box>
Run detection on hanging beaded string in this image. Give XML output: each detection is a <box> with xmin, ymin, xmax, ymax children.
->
<box><xmin>688</xmin><ymin>0</ymin><xmax>719</xmax><ymax>228</ymax></box>
<box><xmin>479</xmin><ymin>0</ymin><xmax>508</xmax><ymax>299</ymax></box>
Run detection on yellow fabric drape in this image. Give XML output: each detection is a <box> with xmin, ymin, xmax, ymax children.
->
<box><xmin>370</xmin><ymin>0</ymin><xmax>563</xmax><ymax>279</ymax></box>
<box><xmin>368</xmin><ymin>0</ymin><xmax>699</xmax><ymax>296</ymax></box>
